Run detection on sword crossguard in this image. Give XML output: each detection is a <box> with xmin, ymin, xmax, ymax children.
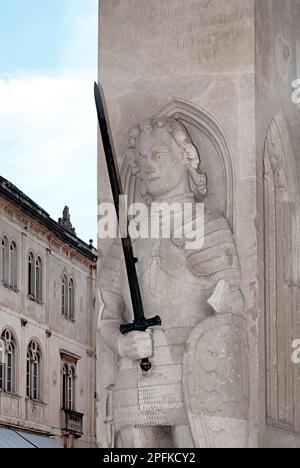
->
<box><xmin>120</xmin><ymin>315</ymin><xmax>162</xmax><ymax>372</ymax></box>
<box><xmin>120</xmin><ymin>316</ymin><xmax>161</xmax><ymax>334</ymax></box>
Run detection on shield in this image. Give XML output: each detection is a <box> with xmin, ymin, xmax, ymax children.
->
<box><xmin>183</xmin><ymin>313</ymin><xmax>249</xmax><ymax>448</ymax></box>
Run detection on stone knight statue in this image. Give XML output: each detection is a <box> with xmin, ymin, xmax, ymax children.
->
<box><xmin>98</xmin><ymin>117</ymin><xmax>248</xmax><ymax>448</ymax></box>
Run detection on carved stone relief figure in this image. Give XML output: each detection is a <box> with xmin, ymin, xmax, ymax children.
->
<box><xmin>264</xmin><ymin>113</ymin><xmax>300</xmax><ymax>431</ymax></box>
<box><xmin>98</xmin><ymin>115</ymin><xmax>248</xmax><ymax>448</ymax></box>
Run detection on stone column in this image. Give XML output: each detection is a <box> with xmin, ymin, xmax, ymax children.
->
<box><xmin>255</xmin><ymin>0</ymin><xmax>300</xmax><ymax>448</ymax></box>
<box><xmin>97</xmin><ymin>0</ymin><xmax>300</xmax><ymax>448</ymax></box>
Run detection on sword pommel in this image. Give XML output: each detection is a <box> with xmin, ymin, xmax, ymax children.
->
<box><xmin>120</xmin><ymin>316</ymin><xmax>161</xmax><ymax>373</ymax></box>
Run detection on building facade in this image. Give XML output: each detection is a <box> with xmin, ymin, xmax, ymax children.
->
<box><xmin>0</xmin><ymin>176</ymin><xmax>97</xmax><ymax>448</ymax></box>
<box><xmin>97</xmin><ymin>0</ymin><xmax>300</xmax><ymax>448</ymax></box>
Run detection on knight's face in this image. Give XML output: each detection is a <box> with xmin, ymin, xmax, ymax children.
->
<box><xmin>136</xmin><ymin>128</ymin><xmax>189</xmax><ymax>198</ymax></box>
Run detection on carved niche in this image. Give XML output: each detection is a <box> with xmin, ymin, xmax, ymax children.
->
<box><xmin>264</xmin><ymin>112</ymin><xmax>300</xmax><ymax>430</ymax></box>
<box><xmin>121</xmin><ymin>98</ymin><xmax>234</xmax><ymax>229</ymax></box>
<box><xmin>97</xmin><ymin>99</ymin><xmax>236</xmax><ymax>448</ymax></box>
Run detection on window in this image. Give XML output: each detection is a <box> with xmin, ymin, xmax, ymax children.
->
<box><xmin>68</xmin><ymin>278</ymin><xmax>74</xmax><ymax>320</ymax></box>
<box><xmin>62</xmin><ymin>274</ymin><xmax>75</xmax><ymax>321</ymax></box>
<box><xmin>28</xmin><ymin>252</ymin><xmax>34</xmax><ymax>296</ymax></box>
<box><xmin>62</xmin><ymin>363</ymin><xmax>76</xmax><ymax>411</ymax></box>
<box><xmin>1</xmin><ymin>237</ymin><xmax>18</xmax><ymax>290</ymax></box>
<box><xmin>35</xmin><ymin>257</ymin><xmax>43</xmax><ymax>301</ymax></box>
<box><xmin>0</xmin><ymin>329</ymin><xmax>16</xmax><ymax>394</ymax></box>
<box><xmin>9</xmin><ymin>242</ymin><xmax>17</xmax><ymax>289</ymax></box>
<box><xmin>28</xmin><ymin>253</ymin><xmax>43</xmax><ymax>302</ymax></box>
<box><xmin>62</xmin><ymin>275</ymin><xmax>67</xmax><ymax>316</ymax></box>
<box><xmin>1</xmin><ymin>236</ymin><xmax>9</xmax><ymax>285</ymax></box>
<box><xmin>26</xmin><ymin>340</ymin><xmax>41</xmax><ymax>401</ymax></box>
<box><xmin>0</xmin><ymin>341</ymin><xmax>4</xmax><ymax>390</ymax></box>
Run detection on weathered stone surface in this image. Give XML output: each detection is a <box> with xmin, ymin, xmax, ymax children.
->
<box><xmin>0</xmin><ymin>180</ymin><xmax>97</xmax><ymax>448</ymax></box>
<box><xmin>98</xmin><ymin>114</ymin><xmax>248</xmax><ymax>448</ymax></box>
<box><xmin>255</xmin><ymin>0</ymin><xmax>300</xmax><ymax>448</ymax></box>
<box><xmin>97</xmin><ymin>0</ymin><xmax>300</xmax><ymax>448</ymax></box>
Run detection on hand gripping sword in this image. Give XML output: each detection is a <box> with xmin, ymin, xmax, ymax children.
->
<box><xmin>94</xmin><ymin>83</ymin><xmax>161</xmax><ymax>372</ymax></box>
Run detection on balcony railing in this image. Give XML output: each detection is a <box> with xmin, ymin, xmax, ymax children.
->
<box><xmin>63</xmin><ymin>409</ymin><xmax>83</xmax><ymax>436</ymax></box>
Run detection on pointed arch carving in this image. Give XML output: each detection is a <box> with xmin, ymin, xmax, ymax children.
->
<box><xmin>121</xmin><ymin>98</ymin><xmax>235</xmax><ymax>228</ymax></box>
<box><xmin>264</xmin><ymin>112</ymin><xmax>300</xmax><ymax>430</ymax></box>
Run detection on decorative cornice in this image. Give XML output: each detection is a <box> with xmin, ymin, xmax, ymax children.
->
<box><xmin>59</xmin><ymin>349</ymin><xmax>82</xmax><ymax>362</ymax></box>
<box><xmin>0</xmin><ymin>176</ymin><xmax>97</xmax><ymax>263</ymax></box>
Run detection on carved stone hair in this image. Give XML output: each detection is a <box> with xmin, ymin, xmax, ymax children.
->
<box><xmin>126</xmin><ymin>117</ymin><xmax>208</xmax><ymax>201</ymax></box>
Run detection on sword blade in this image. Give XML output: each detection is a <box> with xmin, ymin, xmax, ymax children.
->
<box><xmin>94</xmin><ymin>82</ymin><xmax>145</xmax><ymax>322</ymax></box>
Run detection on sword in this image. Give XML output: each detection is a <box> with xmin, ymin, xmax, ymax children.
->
<box><xmin>94</xmin><ymin>82</ymin><xmax>161</xmax><ymax>372</ymax></box>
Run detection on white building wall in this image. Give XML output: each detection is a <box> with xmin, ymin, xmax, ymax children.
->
<box><xmin>0</xmin><ymin>199</ymin><xmax>97</xmax><ymax>448</ymax></box>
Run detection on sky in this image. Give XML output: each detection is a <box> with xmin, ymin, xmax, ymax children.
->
<box><xmin>0</xmin><ymin>0</ymin><xmax>98</xmax><ymax>243</ymax></box>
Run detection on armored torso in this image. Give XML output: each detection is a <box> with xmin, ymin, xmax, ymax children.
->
<box><xmin>100</xmin><ymin>208</ymin><xmax>241</xmax><ymax>431</ymax></box>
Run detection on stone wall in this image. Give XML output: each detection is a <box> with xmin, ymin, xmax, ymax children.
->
<box><xmin>97</xmin><ymin>0</ymin><xmax>258</xmax><ymax>447</ymax></box>
<box><xmin>255</xmin><ymin>0</ymin><xmax>300</xmax><ymax>448</ymax></box>
<box><xmin>97</xmin><ymin>0</ymin><xmax>300</xmax><ymax>448</ymax></box>
<box><xmin>0</xmin><ymin>200</ymin><xmax>97</xmax><ymax>448</ymax></box>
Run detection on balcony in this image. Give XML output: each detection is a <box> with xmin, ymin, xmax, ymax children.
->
<box><xmin>25</xmin><ymin>399</ymin><xmax>47</xmax><ymax>426</ymax></box>
<box><xmin>62</xmin><ymin>409</ymin><xmax>83</xmax><ymax>437</ymax></box>
<box><xmin>0</xmin><ymin>391</ymin><xmax>22</xmax><ymax>420</ymax></box>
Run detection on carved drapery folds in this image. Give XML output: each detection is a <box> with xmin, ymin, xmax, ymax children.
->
<box><xmin>264</xmin><ymin>113</ymin><xmax>299</xmax><ymax>430</ymax></box>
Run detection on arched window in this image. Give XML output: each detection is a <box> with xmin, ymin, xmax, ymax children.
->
<box><xmin>35</xmin><ymin>257</ymin><xmax>43</xmax><ymax>302</ymax></box>
<box><xmin>0</xmin><ymin>340</ymin><xmax>4</xmax><ymax>390</ymax></box>
<box><xmin>0</xmin><ymin>329</ymin><xmax>16</xmax><ymax>394</ymax></box>
<box><xmin>62</xmin><ymin>363</ymin><xmax>76</xmax><ymax>411</ymax></box>
<box><xmin>28</xmin><ymin>252</ymin><xmax>34</xmax><ymax>297</ymax></box>
<box><xmin>62</xmin><ymin>275</ymin><xmax>68</xmax><ymax>317</ymax></box>
<box><xmin>62</xmin><ymin>275</ymin><xmax>75</xmax><ymax>320</ymax></box>
<box><xmin>9</xmin><ymin>242</ymin><xmax>17</xmax><ymax>289</ymax></box>
<box><xmin>1</xmin><ymin>236</ymin><xmax>9</xmax><ymax>285</ymax></box>
<box><xmin>68</xmin><ymin>278</ymin><xmax>74</xmax><ymax>320</ymax></box>
<box><xmin>26</xmin><ymin>340</ymin><xmax>41</xmax><ymax>401</ymax></box>
<box><xmin>28</xmin><ymin>253</ymin><xmax>43</xmax><ymax>302</ymax></box>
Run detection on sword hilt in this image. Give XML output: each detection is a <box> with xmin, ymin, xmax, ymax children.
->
<box><xmin>120</xmin><ymin>315</ymin><xmax>162</xmax><ymax>372</ymax></box>
<box><xmin>120</xmin><ymin>316</ymin><xmax>161</xmax><ymax>334</ymax></box>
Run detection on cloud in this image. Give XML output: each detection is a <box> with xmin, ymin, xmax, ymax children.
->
<box><xmin>0</xmin><ymin>0</ymin><xmax>98</xmax><ymax>241</ymax></box>
<box><xmin>0</xmin><ymin>73</ymin><xmax>97</xmax><ymax>240</ymax></box>
<box><xmin>0</xmin><ymin>74</ymin><xmax>96</xmax><ymax>188</ymax></box>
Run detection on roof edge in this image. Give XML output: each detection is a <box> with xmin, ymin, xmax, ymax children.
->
<box><xmin>0</xmin><ymin>176</ymin><xmax>97</xmax><ymax>263</ymax></box>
